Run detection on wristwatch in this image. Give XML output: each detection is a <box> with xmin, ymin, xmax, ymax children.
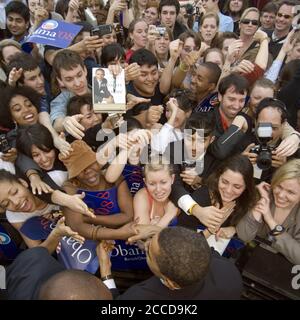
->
<box><xmin>269</xmin><ymin>225</ymin><xmax>285</xmax><ymax>236</ymax></box>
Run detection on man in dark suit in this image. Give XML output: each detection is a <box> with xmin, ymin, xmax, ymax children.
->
<box><xmin>93</xmin><ymin>68</ymin><xmax>114</xmax><ymax>104</ymax></box>
<box><xmin>117</xmin><ymin>226</ymin><xmax>243</xmax><ymax>300</ymax></box>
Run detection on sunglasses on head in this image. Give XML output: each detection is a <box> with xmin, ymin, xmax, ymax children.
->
<box><xmin>240</xmin><ymin>19</ymin><xmax>259</xmax><ymax>26</ymax></box>
<box><xmin>277</xmin><ymin>12</ymin><xmax>292</xmax><ymax>19</ymax></box>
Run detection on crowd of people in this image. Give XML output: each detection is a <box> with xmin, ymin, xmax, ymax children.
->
<box><xmin>0</xmin><ymin>0</ymin><xmax>300</xmax><ymax>300</ymax></box>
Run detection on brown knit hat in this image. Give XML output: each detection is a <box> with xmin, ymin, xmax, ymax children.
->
<box><xmin>59</xmin><ymin>140</ymin><xmax>96</xmax><ymax>179</ymax></box>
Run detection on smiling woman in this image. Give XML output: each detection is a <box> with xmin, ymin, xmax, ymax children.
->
<box><xmin>0</xmin><ymin>86</ymin><xmax>40</xmax><ymax>130</ymax></box>
<box><xmin>0</xmin><ymin>169</ymin><xmax>93</xmax><ymax>248</ymax></box>
<box><xmin>178</xmin><ymin>154</ymin><xmax>257</xmax><ymax>240</ymax></box>
<box><xmin>237</xmin><ymin>159</ymin><xmax>300</xmax><ymax>264</ymax></box>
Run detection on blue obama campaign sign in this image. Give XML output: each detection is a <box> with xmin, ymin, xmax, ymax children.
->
<box><xmin>22</xmin><ymin>19</ymin><xmax>82</xmax><ymax>50</ymax></box>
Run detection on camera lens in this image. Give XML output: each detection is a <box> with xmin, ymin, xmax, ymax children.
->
<box><xmin>257</xmin><ymin>149</ymin><xmax>272</xmax><ymax>170</ymax></box>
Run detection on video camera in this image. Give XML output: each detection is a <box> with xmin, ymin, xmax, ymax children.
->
<box><xmin>251</xmin><ymin>123</ymin><xmax>274</xmax><ymax>170</ymax></box>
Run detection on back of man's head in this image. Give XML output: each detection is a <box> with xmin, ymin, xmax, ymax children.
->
<box><xmin>201</xmin><ymin>62</ymin><xmax>222</xmax><ymax>85</ymax></box>
<box><xmin>156</xmin><ymin>227</ymin><xmax>211</xmax><ymax>287</ymax></box>
<box><xmin>38</xmin><ymin>270</ymin><xmax>113</xmax><ymax>300</ymax></box>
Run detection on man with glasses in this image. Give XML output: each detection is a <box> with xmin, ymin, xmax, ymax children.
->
<box><xmin>268</xmin><ymin>0</ymin><xmax>296</xmax><ymax>59</ymax></box>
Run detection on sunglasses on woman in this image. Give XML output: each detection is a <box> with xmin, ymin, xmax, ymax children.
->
<box><xmin>240</xmin><ymin>19</ymin><xmax>259</xmax><ymax>26</ymax></box>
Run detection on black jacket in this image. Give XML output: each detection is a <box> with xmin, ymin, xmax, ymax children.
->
<box><xmin>118</xmin><ymin>250</ymin><xmax>243</xmax><ymax>300</ymax></box>
<box><xmin>167</xmin><ymin>140</ymin><xmax>219</xmax><ymax>205</ymax></box>
<box><xmin>208</xmin><ymin>107</ymin><xmax>253</xmax><ymax>160</ymax></box>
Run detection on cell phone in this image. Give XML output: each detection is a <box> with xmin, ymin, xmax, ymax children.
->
<box><xmin>0</xmin><ymin>134</ymin><xmax>10</xmax><ymax>154</ymax></box>
<box><xmin>91</xmin><ymin>24</ymin><xmax>113</xmax><ymax>38</ymax></box>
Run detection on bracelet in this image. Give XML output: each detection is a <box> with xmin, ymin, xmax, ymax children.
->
<box><xmin>91</xmin><ymin>225</ymin><xmax>101</xmax><ymax>241</ymax></box>
<box><xmin>101</xmin><ymin>274</ymin><xmax>114</xmax><ymax>281</ymax></box>
<box><xmin>187</xmin><ymin>203</ymin><xmax>197</xmax><ymax>215</ymax></box>
<box><xmin>27</xmin><ymin>172</ymin><xmax>39</xmax><ymax>179</ymax></box>
<box><xmin>179</xmin><ymin>62</ymin><xmax>190</xmax><ymax>73</ymax></box>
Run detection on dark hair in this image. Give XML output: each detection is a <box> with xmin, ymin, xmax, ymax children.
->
<box><xmin>159</xmin><ymin>0</ymin><xmax>180</xmax><ymax>15</ymax></box>
<box><xmin>124</xmin><ymin>102</ymin><xmax>152</xmax><ymax>117</ymax></box>
<box><xmin>206</xmin><ymin>154</ymin><xmax>257</xmax><ymax>225</ymax></box>
<box><xmin>218</xmin><ymin>73</ymin><xmax>249</xmax><ymax>96</ymax></box>
<box><xmin>185</xmin><ymin>112</ymin><xmax>215</xmax><ymax>137</ymax></box>
<box><xmin>215</xmin><ymin>32</ymin><xmax>239</xmax><ymax>50</ymax></box>
<box><xmin>255</xmin><ymin>97</ymin><xmax>288</xmax><ymax>123</ymax></box>
<box><xmin>16</xmin><ymin>124</ymin><xmax>55</xmax><ymax>160</ymax></box>
<box><xmin>38</xmin><ymin>269</ymin><xmax>112</xmax><ymax>300</ymax></box>
<box><xmin>261</xmin><ymin>2</ymin><xmax>278</xmax><ymax>14</ymax></box>
<box><xmin>129</xmin><ymin>48</ymin><xmax>158</xmax><ymax>67</ymax></box>
<box><xmin>5</xmin><ymin>1</ymin><xmax>30</xmax><ymax>23</ymax></box>
<box><xmin>223</xmin><ymin>0</ymin><xmax>249</xmax><ymax>16</ymax></box>
<box><xmin>167</xmin><ymin>89</ymin><xmax>196</xmax><ymax>112</ymax></box>
<box><xmin>53</xmin><ymin>50</ymin><xmax>85</xmax><ymax>80</ymax></box>
<box><xmin>0</xmin><ymin>86</ymin><xmax>41</xmax><ymax>129</ymax></box>
<box><xmin>278</xmin><ymin>59</ymin><xmax>300</xmax><ymax>88</ymax></box>
<box><xmin>95</xmin><ymin>68</ymin><xmax>105</xmax><ymax>74</ymax></box>
<box><xmin>101</xmin><ymin>43</ymin><xmax>125</xmax><ymax>67</ymax></box>
<box><xmin>0</xmin><ymin>169</ymin><xmax>19</xmax><ymax>185</ymax></box>
<box><xmin>179</xmin><ymin>30</ymin><xmax>201</xmax><ymax>50</ymax></box>
<box><xmin>7</xmin><ymin>52</ymin><xmax>39</xmax><ymax>84</ymax></box>
<box><xmin>196</xmin><ymin>62</ymin><xmax>222</xmax><ymax>85</ymax></box>
<box><xmin>66</xmin><ymin>94</ymin><xmax>93</xmax><ymax>117</ymax></box>
<box><xmin>278</xmin><ymin>0</ymin><xmax>297</xmax><ymax>11</ymax></box>
<box><xmin>55</xmin><ymin>0</ymin><xmax>70</xmax><ymax>17</ymax></box>
<box><xmin>119</xmin><ymin>118</ymin><xmax>143</xmax><ymax>131</ymax></box>
<box><xmin>156</xmin><ymin>227</ymin><xmax>211</xmax><ymax>287</ymax></box>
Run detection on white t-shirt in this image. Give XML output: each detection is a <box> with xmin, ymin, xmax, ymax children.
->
<box><xmin>48</xmin><ymin>170</ymin><xmax>68</xmax><ymax>187</ymax></box>
<box><xmin>6</xmin><ymin>204</ymin><xmax>59</xmax><ymax>224</ymax></box>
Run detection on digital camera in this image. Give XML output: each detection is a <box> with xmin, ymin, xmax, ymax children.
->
<box><xmin>251</xmin><ymin>123</ymin><xmax>274</xmax><ymax>170</ymax></box>
<box><xmin>181</xmin><ymin>159</ymin><xmax>197</xmax><ymax>171</ymax></box>
<box><xmin>156</xmin><ymin>26</ymin><xmax>166</xmax><ymax>37</ymax></box>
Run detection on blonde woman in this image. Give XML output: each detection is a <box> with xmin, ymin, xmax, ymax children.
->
<box><xmin>237</xmin><ymin>159</ymin><xmax>300</xmax><ymax>264</ymax></box>
<box><xmin>133</xmin><ymin>157</ymin><xmax>178</xmax><ymax>228</ymax></box>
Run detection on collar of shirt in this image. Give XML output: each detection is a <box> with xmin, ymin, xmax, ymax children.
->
<box><xmin>219</xmin><ymin>108</ymin><xmax>229</xmax><ymax>131</ymax></box>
